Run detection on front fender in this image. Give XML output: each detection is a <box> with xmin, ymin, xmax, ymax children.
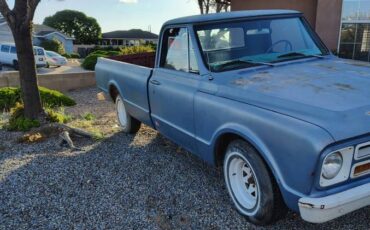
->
<box><xmin>194</xmin><ymin>92</ymin><xmax>334</xmax><ymax>211</ymax></box>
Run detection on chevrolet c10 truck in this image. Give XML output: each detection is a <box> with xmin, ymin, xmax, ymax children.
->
<box><xmin>95</xmin><ymin>10</ymin><xmax>370</xmax><ymax>225</ymax></box>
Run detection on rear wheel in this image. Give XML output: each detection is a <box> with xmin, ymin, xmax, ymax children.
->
<box><xmin>13</xmin><ymin>60</ymin><xmax>19</xmax><ymax>70</ymax></box>
<box><xmin>223</xmin><ymin>140</ymin><xmax>287</xmax><ymax>225</ymax></box>
<box><xmin>115</xmin><ymin>95</ymin><xmax>141</xmax><ymax>134</ymax></box>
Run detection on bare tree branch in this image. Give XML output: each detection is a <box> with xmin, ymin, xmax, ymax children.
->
<box><xmin>0</xmin><ymin>0</ymin><xmax>14</xmax><ymax>25</ymax></box>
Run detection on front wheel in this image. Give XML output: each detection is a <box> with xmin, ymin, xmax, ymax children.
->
<box><xmin>223</xmin><ymin>140</ymin><xmax>287</xmax><ymax>225</ymax></box>
<box><xmin>115</xmin><ymin>95</ymin><xmax>141</xmax><ymax>134</ymax></box>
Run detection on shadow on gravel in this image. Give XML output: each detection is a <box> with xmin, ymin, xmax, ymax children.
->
<box><xmin>0</xmin><ymin>130</ymin><xmax>369</xmax><ymax>229</ymax></box>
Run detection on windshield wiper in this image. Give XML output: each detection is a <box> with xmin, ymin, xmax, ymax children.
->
<box><xmin>214</xmin><ymin>59</ymin><xmax>274</xmax><ymax>71</ymax></box>
<box><xmin>277</xmin><ymin>52</ymin><xmax>324</xmax><ymax>59</ymax></box>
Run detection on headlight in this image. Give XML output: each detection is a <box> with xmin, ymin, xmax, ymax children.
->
<box><xmin>322</xmin><ymin>152</ymin><xmax>343</xmax><ymax>179</ymax></box>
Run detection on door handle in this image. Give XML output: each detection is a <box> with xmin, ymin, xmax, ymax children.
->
<box><xmin>150</xmin><ymin>79</ymin><xmax>161</xmax><ymax>85</ymax></box>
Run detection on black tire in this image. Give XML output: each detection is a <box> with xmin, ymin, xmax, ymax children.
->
<box><xmin>223</xmin><ymin>140</ymin><xmax>287</xmax><ymax>225</ymax></box>
<box><xmin>13</xmin><ymin>60</ymin><xmax>19</xmax><ymax>70</ymax></box>
<box><xmin>46</xmin><ymin>62</ymin><xmax>50</xmax><ymax>68</ymax></box>
<box><xmin>115</xmin><ymin>95</ymin><xmax>141</xmax><ymax>134</ymax></box>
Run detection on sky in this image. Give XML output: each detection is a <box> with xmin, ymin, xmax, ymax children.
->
<box><xmin>5</xmin><ymin>0</ymin><xmax>200</xmax><ymax>34</ymax></box>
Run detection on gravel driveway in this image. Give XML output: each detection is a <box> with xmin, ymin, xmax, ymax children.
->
<box><xmin>0</xmin><ymin>88</ymin><xmax>369</xmax><ymax>229</ymax></box>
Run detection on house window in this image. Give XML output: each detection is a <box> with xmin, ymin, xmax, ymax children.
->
<box><xmin>339</xmin><ymin>0</ymin><xmax>370</xmax><ymax>62</ymax></box>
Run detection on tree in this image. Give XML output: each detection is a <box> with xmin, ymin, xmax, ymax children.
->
<box><xmin>43</xmin><ymin>10</ymin><xmax>102</xmax><ymax>44</ymax></box>
<box><xmin>0</xmin><ymin>0</ymin><xmax>43</xmax><ymax>119</ymax></box>
<box><xmin>197</xmin><ymin>0</ymin><xmax>231</xmax><ymax>14</ymax></box>
<box><xmin>40</xmin><ymin>39</ymin><xmax>65</xmax><ymax>54</ymax></box>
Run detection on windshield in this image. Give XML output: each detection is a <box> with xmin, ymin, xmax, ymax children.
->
<box><xmin>46</xmin><ymin>51</ymin><xmax>58</xmax><ymax>57</ymax></box>
<box><xmin>195</xmin><ymin>17</ymin><xmax>328</xmax><ymax>72</ymax></box>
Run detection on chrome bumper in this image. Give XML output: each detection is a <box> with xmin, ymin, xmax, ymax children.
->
<box><xmin>298</xmin><ymin>183</ymin><xmax>370</xmax><ymax>223</ymax></box>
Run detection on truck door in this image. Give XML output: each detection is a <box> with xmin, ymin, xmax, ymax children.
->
<box><xmin>149</xmin><ymin>27</ymin><xmax>200</xmax><ymax>153</ymax></box>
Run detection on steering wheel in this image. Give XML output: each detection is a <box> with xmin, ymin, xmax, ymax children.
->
<box><xmin>265</xmin><ymin>40</ymin><xmax>293</xmax><ymax>53</ymax></box>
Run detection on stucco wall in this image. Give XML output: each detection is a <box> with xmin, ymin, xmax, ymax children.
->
<box><xmin>315</xmin><ymin>0</ymin><xmax>343</xmax><ymax>51</ymax></box>
<box><xmin>0</xmin><ymin>71</ymin><xmax>96</xmax><ymax>92</ymax></box>
<box><xmin>230</xmin><ymin>0</ymin><xmax>343</xmax><ymax>51</ymax></box>
<box><xmin>0</xmin><ymin>24</ymin><xmax>14</xmax><ymax>43</ymax></box>
<box><xmin>231</xmin><ymin>0</ymin><xmax>319</xmax><ymax>28</ymax></box>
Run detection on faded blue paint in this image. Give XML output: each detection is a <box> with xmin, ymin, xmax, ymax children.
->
<box><xmin>33</xmin><ymin>32</ymin><xmax>74</xmax><ymax>54</ymax></box>
<box><xmin>95</xmin><ymin>11</ymin><xmax>370</xmax><ymax>214</ymax></box>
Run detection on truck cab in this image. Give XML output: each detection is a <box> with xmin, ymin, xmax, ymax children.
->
<box><xmin>96</xmin><ymin>10</ymin><xmax>370</xmax><ymax>225</ymax></box>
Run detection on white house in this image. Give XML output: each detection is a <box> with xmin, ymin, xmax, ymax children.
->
<box><xmin>0</xmin><ymin>15</ymin><xmax>14</xmax><ymax>43</ymax></box>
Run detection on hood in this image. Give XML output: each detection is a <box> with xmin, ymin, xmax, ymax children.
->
<box><xmin>214</xmin><ymin>57</ymin><xmax>370</xmax><ymax>141</ymax></box>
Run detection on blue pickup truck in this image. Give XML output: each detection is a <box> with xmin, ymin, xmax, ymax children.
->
<box><xmin>96</xmin><ymin>10</ymin><xmax>370</xmax><ymax>225</ymax></box>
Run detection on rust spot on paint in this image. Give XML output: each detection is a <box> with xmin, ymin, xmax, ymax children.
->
<box><xmin>232</xmin><ymin>71</ymin><xmax>271</xmax><ymax>86</ymax></box>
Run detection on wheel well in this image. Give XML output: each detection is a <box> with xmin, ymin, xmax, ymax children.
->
<box><xmin>215</xmin><ymin>133</ymin><xmax>243</xmax><ymax>167</ymax></box>
<box><xmin>109</xmin><ymin>85</ymin><xmax>119</xmax><ymax>101</ymax></box>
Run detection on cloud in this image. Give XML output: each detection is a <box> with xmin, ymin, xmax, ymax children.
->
<box><xmin>119</xmin><ymin>0</ymin><xmax>138</xmax><ymax>3</ymax></box>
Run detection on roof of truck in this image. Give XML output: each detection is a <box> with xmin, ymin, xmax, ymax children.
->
<box><xmin>164</xmin><ymin>10</ymin><xmax>301</xmax><ymax>26</ymax></box>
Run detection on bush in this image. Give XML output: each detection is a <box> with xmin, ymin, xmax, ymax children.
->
<box><xmin>81</xmin><ymin>53</ymin><xmax>107</xmax><ymax>70</ymax></box>
<box><xmin>120</xmin><ymin>45</ymin><xmax>155</xmax><ymax>55</ymax></box>
<box><xmin>0</xmin><ymin>87</ymin><xmax>76</xmax><ymax>111</ymax></box>
<box><xmin>40</xmin><ymin>39</ymin><xmax>65</xmax><ymax>54</ymax></box>
<box><xmin>81</xmin><ymin>46</ymin><xmax>155</xmax><ymax>71</ymax></box>
<box><xmin>7</xmin><ymin>103</ymin><xmax>40</xmax><ymax>131</ymax></box>
<box><xmin>62</xmin><ymin>53</ymin><xmax>80</xmax><ymax>59</ymax></box>
<box><xmin>0</xmin><ymin>87</ymin><xmax>21</xmax><ymax>111</ymax></box>
<box><xmin>62</xmin><ymin>53</ymin><xmax>71</xmax><ymax>58</ymax></box>
<box><xmin>45</xmin><ymin>108</ymin><xmax>72</xmax><ymax>124</ymax></box>
<box><xmin>70</xmin><ymin>53</ymin><xmax>81</xmax><ymax>58</ymax></box>
<box><xmin>39</xmin><ymin>87</ymin><xmax>76</xmax><ymax>108</ymax></box>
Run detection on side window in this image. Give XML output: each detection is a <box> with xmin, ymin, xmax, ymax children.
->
<box><xmin>10</xmin><ymin>46</ymin><xmax>16</xmax><ymax>54</ymax></box>
<box><xmin>160</xmin><ymin>27</ymin><xmax>199</xmax><ymax>73</ymax></box>
<box><xmin>1</xmin><ymin>45</ymin><xmax>10</xmax><ymax>53</ymax></box>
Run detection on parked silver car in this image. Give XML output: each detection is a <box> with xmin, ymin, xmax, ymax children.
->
<box><xmin>45</xmin><ymin>51</ymin><xmax>68</xmax><ymax>68</ymax></box>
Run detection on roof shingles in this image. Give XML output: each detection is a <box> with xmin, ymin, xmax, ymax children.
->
<box><xmin>102</xmin><ymin>29</ymin><xmax>158</xmax><ymax>39</ymax></box>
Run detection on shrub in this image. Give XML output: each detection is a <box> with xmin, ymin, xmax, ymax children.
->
<box><xmin>70</xmin><ymin>53</ymin><xmax>81</xmax><ymax>58</ymax></box>
<box><xmin>83</xmin><ymin>113</ymin><xmax>95</xmax><ymax>121</ymax></box>
<box><xmin>62</xmin><ymin>53</ymin><xmax>71</xmax><ymax>58</ymax></box>
<box><xmin>81</xmin><ymin>53</ymin><xmax>107</xmax><ymax>70</ymax></box>
<box><xmin>62</xmin><ymin>53</ymin><xmax>81</xmax><ymax>59</ymax></box>
<box><xmin>7</xmin><ymin>103</ymin><xmax>40</xmax><ymax>131</ymax></box>
<box><xmin>0</xmin><ymin>87</ymin><xmax>76</xmax><ymax>111</ymax></box>
<box><xmin>39</xmin><ymin>87</ymin><xmax>76</xmax><ymax>108</ymax></box>
<box><xmin>0</xmin><ymin>87</ymin><xmax>21</xmax><ymax>111</ymax></box>
<box><xmin>120</xmin><ymin>45</ymin><xmax>154</xmax><ymax>55</ymax></box>
<box><xmin>81</xmin><ymin>46</ymin><xmax>154</xmax><ymax>71</ymax></box>
<box><xmin>45</xmin><ymin>108</ymin><xmax>72</xmax><ymax>124</ymax></box>
<box><xmin>40</xmin><ymin>39</ymin><xmax>65</xmax><ymax>54</ymax></box>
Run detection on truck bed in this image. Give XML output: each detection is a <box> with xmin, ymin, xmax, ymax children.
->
<box><xmin>95</xmin><ymin>53</ymin><xmax>155</xmax><ymax>126</ymax></box>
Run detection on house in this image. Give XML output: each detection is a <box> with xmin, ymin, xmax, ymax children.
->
<box><xmin>33</xmin><ymin>24</ymin><xmax>75</xmax><ymax>54</ymax></box>
<box><xmin>100</xmin><ymin>29</ymin><xmax>158</xmax><ymax>47</ymax></box>
<box><xmin>231</xmin><ymin>0</ymin><xmax>370</xmax><ymax>63</ymax></box>
<box><xmin>0</xmin><ymin>15</ymin><xmax>14</xmax><ymax>43</ymax></box>
<box><xmin>0</xmin><ymin>14</ymin><xmax>74</xmax><ymax>54</ymax></box>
